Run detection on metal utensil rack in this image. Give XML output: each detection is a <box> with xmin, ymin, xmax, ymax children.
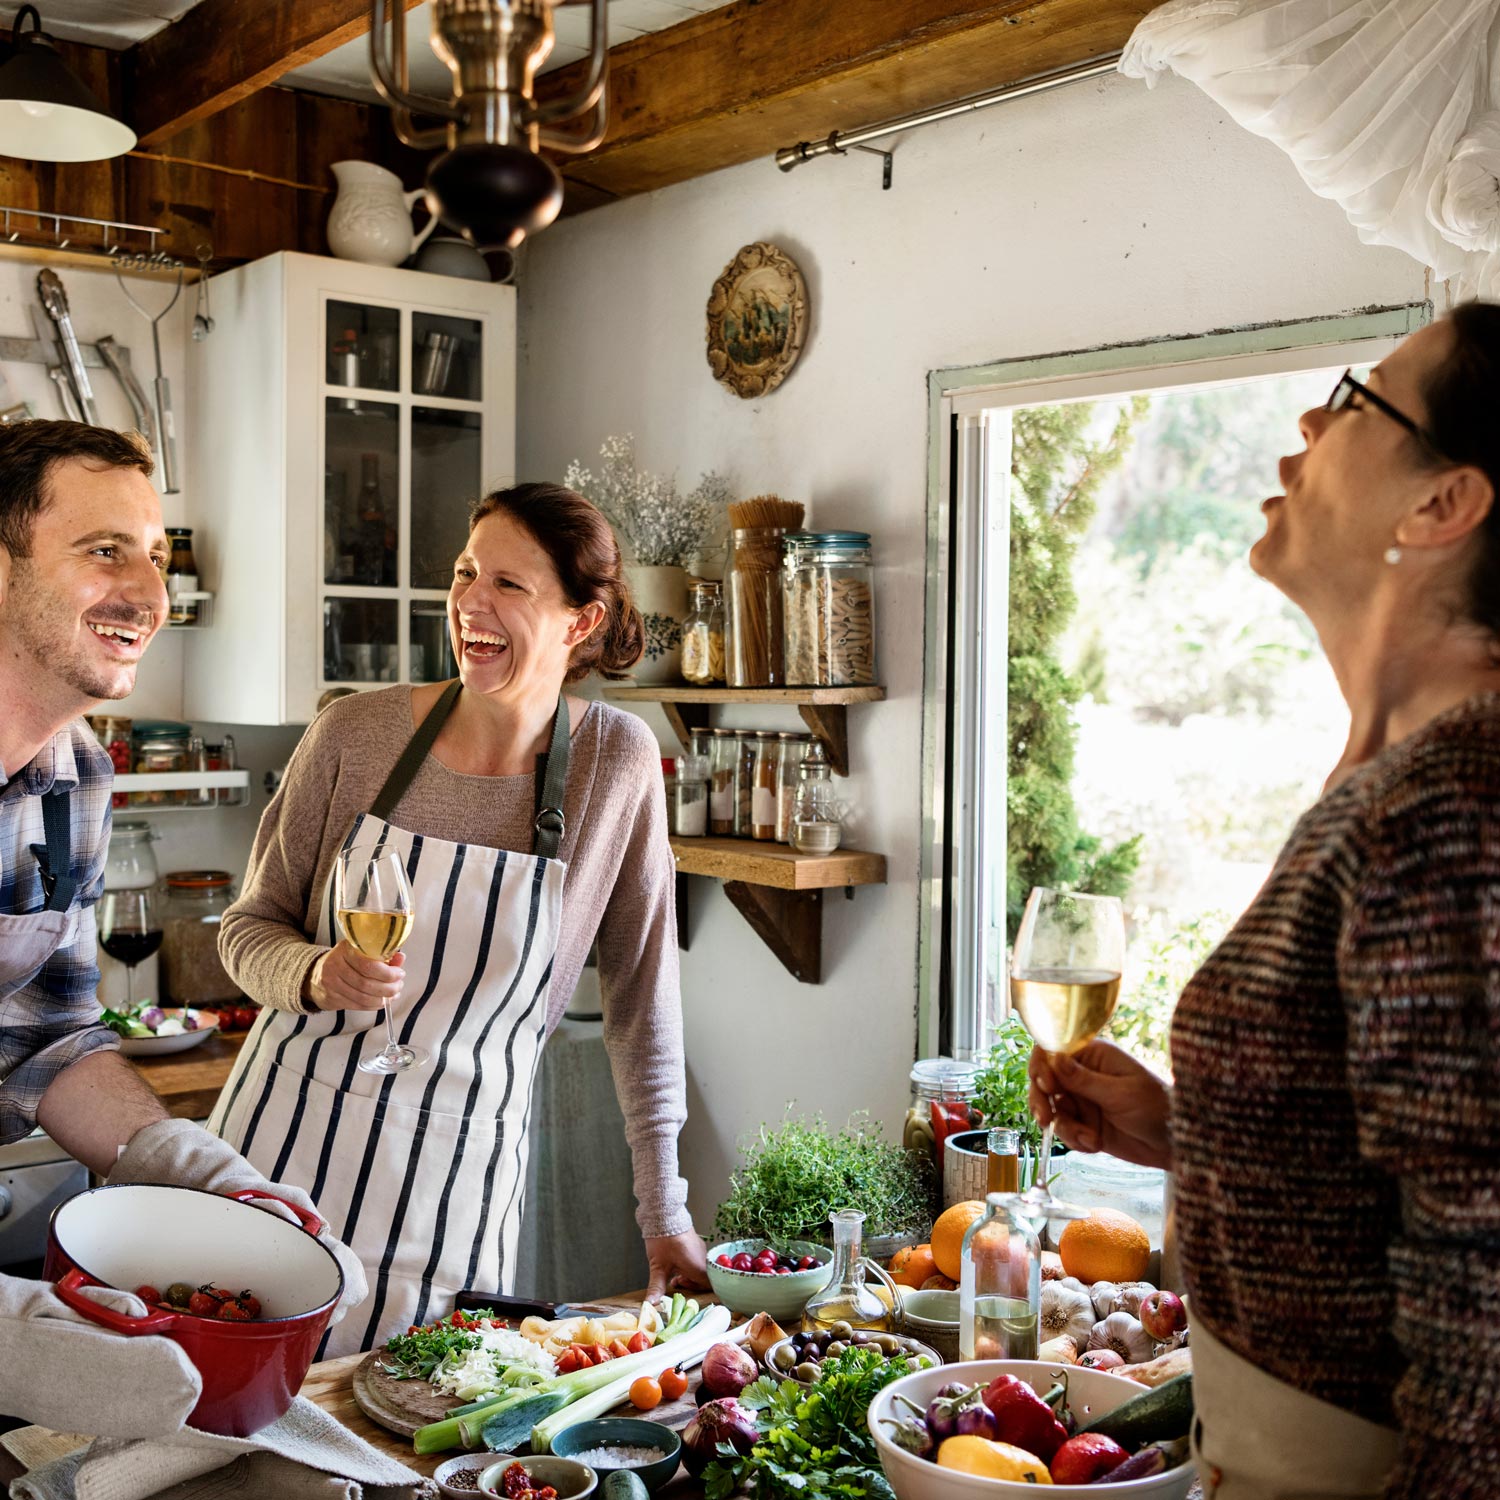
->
<box><xmin>0</xmin><ymin>205</ymin><xmax>169</xmax><ymax>258</ymax></box>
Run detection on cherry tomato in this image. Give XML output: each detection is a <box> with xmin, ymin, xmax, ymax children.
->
<box><xmin>216</xmin><ymin>1300</ymin><xmax>251</xmax><ymax>1321</ymax></box>
<box><xmin>235</xmin><ymin>1290</ymin><xmax>262</xmax><ymax>1319</ymax></box>
<box><xmin>659</xmin><ymin>1366</ymin><xmax>688</xmax><ymax>1401</ymax></box>
<box><xmin>134</xmin><ymin>1285</ymin><xmax>162</xmax><ymax>1303</ymax></box>
<box><xmin>187</xmin><ymin>1289</ymin><xmax>220</xmax><ymax>1317</ymax></box>
<box><xmin>629</xmin><ymin>1376</ymin><xmax>663</xmax><ymax>1411</ymax></box>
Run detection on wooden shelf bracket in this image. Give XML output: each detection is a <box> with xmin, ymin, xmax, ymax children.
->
<box><xmin>723</xmin><ymin>881</ymin><xmax>823</xmax><ymax>984</ymax></box>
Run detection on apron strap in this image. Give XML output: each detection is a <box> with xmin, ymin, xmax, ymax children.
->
<box><xmin>532</xmin><ymin>697</ymin><xmax>571</xmax><ymax>861</ymax></box>
<box><xmin>27</xmin><ymin>788</ymin><xmax>76</xmax><ymax>913</ymax></box>
<box><xmin>371</xmin><ymin>680</ymin><xmax>463</xmax><ymax>821</ymax></box>
<box><xmin>368</xmin><ymin>682</ymin><xmax>571</xmax><ymax>862</ymax></box>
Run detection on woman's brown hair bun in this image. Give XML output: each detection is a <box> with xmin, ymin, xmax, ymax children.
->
<box><xmin>467</xmin><ymin>482</ymin><xmax>645</xmax><ymax>682</ymax></box>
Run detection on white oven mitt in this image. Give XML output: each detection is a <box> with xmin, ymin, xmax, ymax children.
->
<box><xmin>0</xmin><ymin>1273</ymin><xmax>202</xmax><ymax>1438</ymax></box>
<box><xmin>105</xmin><ymin>1118</ymin><xmax>368</xmax><ymax>1325</ymax></box>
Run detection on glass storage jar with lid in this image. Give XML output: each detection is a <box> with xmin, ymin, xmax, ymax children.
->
<box><xmin>132</xmin><ymin>721</ymin><xmax>193</xmax><ymax>806</ymax></box>
<box><xmin>783</xmin><ymin>531</ymin><xmax>876</xmax><ymax>687</ymax></box>
<box><xmin>104</xmin><ymin>821</ymin><xmax>159</xmax><ymax>891</ymax></box>
<box><xmin>160</xmin><ymin>870</ymin><xmax>241</xmax><ymax>1006</ymax></box>
<box><xmin>681</xmin><ymin>579</ymin><xmax>725</xmax><ymax>685</ymax></box>
<box><xmin>725</xmin><ymin>526</ymin><xmax>787</xmax><ymax>686</ymax></box>
<box><xmin>789</xmin><ymin>739</ymin><xmax>841</xmax><ymax>853</ymax></box>
<box><xmin>673</xmin><ymin>753</ymin><xmax>709</xmax><ymax>838</ymax></box>
<box><xmin>709</xmin><ymin>729</ymin><xmax>738</xmax><ymax>837</ymax></box>
<box><xmin>1048</xmin><ymin>1151</ymin><xmax>1167</xmax><ymax>1250</ymax></box>
<box><xmin>905</xmin><ymin>1059</ymin><xmax>982</xmax><ymax>1174</ymax></box>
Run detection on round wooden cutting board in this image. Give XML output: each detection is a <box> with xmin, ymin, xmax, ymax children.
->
<box><xmin>352</xmin><ymin>1351</ymin><xmax>459</xmax><ymax>1439</ymax></box>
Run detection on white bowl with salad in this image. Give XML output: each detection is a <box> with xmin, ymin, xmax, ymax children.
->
<box><xmin>101</xmin><ymin>1003</ymin><xmax>219</xmax><ymax>1055</ymax></box>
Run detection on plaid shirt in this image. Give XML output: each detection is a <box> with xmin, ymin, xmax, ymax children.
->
<box><xmin>0</xmin><ymin>719</ymin><xmax>119</xmax><ymax>1144</ymax></box>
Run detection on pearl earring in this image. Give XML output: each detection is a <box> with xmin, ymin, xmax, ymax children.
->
<box><xmin>1384</xmin><ymin>546</ymin><xmax>1403</xmax><ymax>565</ymax></box>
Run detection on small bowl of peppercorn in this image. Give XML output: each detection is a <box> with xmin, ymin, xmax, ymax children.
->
<box><xmin>474</xmin><ymin>1455</ymin><xmax>597</xmax><ymax>1500</ymax></box>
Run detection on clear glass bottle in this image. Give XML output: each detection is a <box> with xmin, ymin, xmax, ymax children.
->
<box><xmin>775</xmin><ymin>732</ymin><xmax>807</xmax><ymax>844</ymax></box>
<box><xmin>750</xmin><ymin>730</ymin><xmax>779</xmax><ymax>840</ymax></box>
<box><xmin>681</xmin><ymin>580</ymin><xmax>726</xmax><ymax>686</ymax></box>
<box><xmin>784</xmin><ymin>530</ymin><xmax>877</xmax><ymax>687</ymax></box>
<box><xmin>732</xmin><ymin>731</ymin><xmax>757</xmax><ymax>838</ymax></box>
<box><xmin>790</xmin><ymin>739</ymin><xmax>842</xmax><ymax>853</ymax></box>
<box><xmin>709</xmin><ymin>728</ymin><xmax>738</xmax><ymax>837</ymax></box>
<box><xmin>959</xmin><ymin>1193</ymin><xmax>1041</xmax><ymax>1361</ymax></box>
<box><xmin>725</xmin><ymin>526</ymin><xmax>787</xmax><ymax>687</ymax></box>
<box><xmin>674</xmin><ymin>753</ymin><xmax>709</xmax><ymax>838</ymax></box>
<box><xmin>802</xmin><ymin>1209</ymin><xmax>900</xmax><ymax>1334</ymax></box>
<box><xmin>165</xmin><ymin>527</ymin><xmax>199</xmax><ymax>625</ymax></box>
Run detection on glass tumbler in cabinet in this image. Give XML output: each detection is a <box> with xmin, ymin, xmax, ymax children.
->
<box><xmin>411</xmin><ymin>407</ymin><xmax>481</xmax><ymax>589</ymax></box>
<box><xmin>324</xmin><ymin>401</ymin><xmax>399</xmax><ymax>588</ymax></box>
<box><xmin>324</xmin><ymin>598</ymin><xmax>399</xmax><ymax>684</ymax></box>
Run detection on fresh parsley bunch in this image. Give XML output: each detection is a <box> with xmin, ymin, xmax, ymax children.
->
<box><xmin>381</xmin><ymin>1309</ymin><xmax>497</xmax><ymax>1381</ymax></box>
<box><xmin>704</xmin><ymin>1346</ymin><xmax>908</xmax><ymax>1500</ymax></box>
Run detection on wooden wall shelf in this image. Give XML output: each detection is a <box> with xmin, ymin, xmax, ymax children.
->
<box><xmin>669</xmin><ymin>837</ymin><xmax>885</xmax><ymax>891</ymax></box>
<box><xmin>603</xmin><ymin>683</ymin><xmax>885</xmax><ymax>777</ymax></box>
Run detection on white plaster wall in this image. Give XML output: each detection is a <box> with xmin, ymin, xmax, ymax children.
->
<box><xmin>515</xmin><ymin>72</ymin><xmax>1429</xmax><ymax>1234</ymax></box>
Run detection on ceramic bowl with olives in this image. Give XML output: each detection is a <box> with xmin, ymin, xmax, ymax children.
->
<box><xmin>763</xmin><ymin>1325</ymin><xmax>943</xmax><ymax>1386</ymax></box>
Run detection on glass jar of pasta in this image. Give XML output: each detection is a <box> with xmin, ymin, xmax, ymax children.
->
<box><xmin>783</xmin><ymin>531</ymin><xmax>876</xmax><ymax>687</ymax></box>
<box><xmin>681</xmin><ymin>580</ymin><xmax>725</xmax><ymax>685</ymax></box>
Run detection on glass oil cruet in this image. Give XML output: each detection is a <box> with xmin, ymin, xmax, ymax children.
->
<box><xmin>803</xmin><ymin>1208</ymin><xmax>900</xmax><ymax>1333</ymax></box>
<box><xmin>959</xmin><ymin>1192</ymin><xmax>1041</xmax><ymax>1361</ymax></box>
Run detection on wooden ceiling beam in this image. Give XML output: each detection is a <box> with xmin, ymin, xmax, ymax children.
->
<box><xmin>543</xmin><ymin>0</ymin><xmax>1155</xmax><ymax>203</ymax></box>
<box><xmin>126</xmin><ymin>0</ymin><xmax>424</xmax><ymax>148</ymax></box>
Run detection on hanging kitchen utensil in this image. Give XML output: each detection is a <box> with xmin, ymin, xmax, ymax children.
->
<box><xmin>46</xmin><ymin>364</ymin><xmax>81</xmax><ymax>420</ymax></box>
<box><xmin>112</xmin><ymin>257</ymin><xmax>182</xmax><ymax>493</ymax></box>
<box><xmin>36</xmin><ymin>269</ymin><xmax>98</xmax><ymax>423</ymax></box>
<box><xmin>192</xmin><ymin>243</ymin><xmax>214</xmax><ymax>340</ymax></box>
<box><xmin>96</xmin><ymin>334</ymin><xmax>157</xmax><ymax>454</ymax></box>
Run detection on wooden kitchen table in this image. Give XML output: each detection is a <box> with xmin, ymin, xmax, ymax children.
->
<box><xmin>129</xmin><ymin>1031</ymin><xmax>244</xmax><ymax>1118</ymax></box>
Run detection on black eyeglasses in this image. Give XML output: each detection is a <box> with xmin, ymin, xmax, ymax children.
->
<box><xmin>1325</xmin><ymin>369</ymin><xmax>1451</xmax><ymax>462</ymax></box>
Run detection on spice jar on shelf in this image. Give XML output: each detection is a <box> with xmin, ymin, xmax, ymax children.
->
<box><xmin>160</xmin><ymin>870</ymin><xmax>240</xmax><ymax>1006</ymax></box>
<box><xmin>165</xmin><ymin>528</ymin><xmax>200</xmax><ymax>626</ymax></box>
<box><xmin>681</xmin><ymin>579</ymin><xmax>725</xmax><ymax>685</ymax></box>
<box><xmin>709</xmin><ymin>728</ymin><xmax>738</xmax><ymax>837</ymax></box>
<box><xmin>732</xmin><ymin>730</ymin><xmax>756</xmax><ymax>838</ymax></box>
<box><xmin>783</xmin><ymin>531</ymin><xmax>877</xmax><ymax>686</ymax></box>
<box><xmin>749</xmin><ymin>731</ymin><xmax>780</xmax><ymax>841</ymax></box>
<box><xmin>673</xmin><ymin>754</ymin><xmax>709</xmax><ymax>838</ymax></box>
<box><xmin>132</xmin><ymin>721</ymin><xmax>193</xmax><ymax>806</ymax></box>
<box><xmin>789</xmin><ymin>739</ymin><xmax>841</xmax><ymax>853</ymax></box>
<box><xmin>725</xmin><ymin>527</ymin><xmax>787</xmax><ymax>686</ymax></box>
<box><xmin>775</xmin><ymin>731</ymin><xmax>808</xmax><ymax>844</ymax></box>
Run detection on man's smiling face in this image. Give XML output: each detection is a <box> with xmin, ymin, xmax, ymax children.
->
<box><xmin>0</xmin><ymin>457</ymin><xmax>169</xmax><ymax>704</ymax></box>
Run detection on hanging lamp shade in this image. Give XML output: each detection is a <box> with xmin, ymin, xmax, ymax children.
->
<box><xmin>0</xmin><ymin>5</ymin><xmax>135</xmax><ymax>162</ymax></box>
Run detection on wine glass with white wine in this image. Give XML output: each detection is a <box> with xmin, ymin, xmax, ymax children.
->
<box><xmin>336</xmin><ymin>843</ymin><xmax>426</xmax><ymax>1074</ymax></box>
<box><xmin>1010</xmin><ymin>887</ymin><xmax>1126</xmax><ymax>1220</ymax></box>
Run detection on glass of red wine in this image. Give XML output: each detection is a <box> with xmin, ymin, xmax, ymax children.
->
<box><xmin>98</xmin><ymin>889</ymin><xmax>163</xmax><ymax>1008</ymax></box>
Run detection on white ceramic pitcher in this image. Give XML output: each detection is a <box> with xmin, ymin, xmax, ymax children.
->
<box><xmin>326</xmin><ymin>160</ymin><xmax>439</xmax><ymax>268</ymax></box>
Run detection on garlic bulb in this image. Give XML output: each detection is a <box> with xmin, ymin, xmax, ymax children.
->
<box><xmin>1041</xmin><ymin>1281</ymin><xmax>1096</xmax><ymax>1350</ymax></box>
<box><xmin>1057</xmin><ymin>1276</ymin><xmax>1090</xmax><ymax>1295</ymax></box>
<box><xmin>1088</xmin><ymin>1311</ymin><xmax>1155</xmax><ymax>1364</ymax></box>
<box><xmin>1089</xmin><ymin>1280</ymin><xmax>1122</xmax><ymax>1319</ymax></box>
<box><xmin>1117</xmin><ymin>1281</ymin><xmax>1157</xmax><ymax>1317</ymax></box>
<box><xmin>1040</xmin><ymin>1251</ymin><xmax>1066</xmax><ymax>1282</ymax></box>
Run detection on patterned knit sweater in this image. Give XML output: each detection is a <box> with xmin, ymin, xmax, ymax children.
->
<box><xmin>1171</xmin><ymin>692</ymin><xmax>1500</xmax><ymax>1499</ymax></box>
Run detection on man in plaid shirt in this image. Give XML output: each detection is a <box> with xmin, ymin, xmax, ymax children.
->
<box><xmin>0</xmin><ymin>422</ymin><xmax>365</xmax><ymax>1434</ymax></box>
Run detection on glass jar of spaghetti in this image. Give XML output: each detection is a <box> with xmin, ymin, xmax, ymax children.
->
<box><xmin>725</xmin><ymin>527</ymin><xmax>787</xmax><ymax>687</ymax></box>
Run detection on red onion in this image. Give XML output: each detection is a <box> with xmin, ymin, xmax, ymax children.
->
<box><xmin>681</xmin><ymin>1397</ymin><xmax>760</xmax><ymax>1476</ymax></box>
<box><xmin>700</xmin><ymin>1340</ymin><xmax>757</xmax><ymax>1398</ymax></box>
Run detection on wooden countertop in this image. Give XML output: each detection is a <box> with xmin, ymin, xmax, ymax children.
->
<box><xmin>130</xmin><ymin>1030</ymin><xmax>245</xmax><ymax>1118</ymax></box>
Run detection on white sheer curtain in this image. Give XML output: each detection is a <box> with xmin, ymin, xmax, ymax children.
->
<box><xmin>1119</xmin><ymin>0</ymin><xmax>1500</xmax><ymax>296</ymax></box>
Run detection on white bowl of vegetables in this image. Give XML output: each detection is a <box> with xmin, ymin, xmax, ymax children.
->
<box><xmin>102</xmin><ymin>1003</ymin><xmax>219</xmax><ymax>1056</ymax></box>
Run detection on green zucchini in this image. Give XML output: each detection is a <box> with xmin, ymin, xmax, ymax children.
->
<box><xmin>602</xmin><ymin>1470</ymin><xmax>650</xmax><ymax>1500</ymax></box>
<box><xmin>1078</xmin><ymin>1373</ymin><xmax>1194</xmax><ymax>1448</ymax></box>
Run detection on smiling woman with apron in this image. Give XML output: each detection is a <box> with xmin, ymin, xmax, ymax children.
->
<box><xmin>210</xmin><ymin>683</ymin><xmax>569</xmax><ymax>1357</ymax></box>
<box><xmin>211</xmin><ymin>482</ymin><xmax>704</xmax><ymax>1360</ymax></box>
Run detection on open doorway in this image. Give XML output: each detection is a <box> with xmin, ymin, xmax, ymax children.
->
<box><xmin>919</xmin><ymin>307</ymin><xmax>1429</xmax><ymax>1061</ymax></box>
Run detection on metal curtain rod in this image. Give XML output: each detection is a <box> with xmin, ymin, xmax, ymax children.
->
<box><xmin>774</xmin><ymin>53</ymin><xmax>1123</xmax><ymax>174</ymax></box>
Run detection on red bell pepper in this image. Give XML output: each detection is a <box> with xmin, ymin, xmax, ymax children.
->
<box><xmin>981</xmin><ymin>1373</ymin><xmax>1069</xmax><ymax>1461</ymax></box>
<box><xmin>930</xmin><ymin>1098</ymin><xmax>974</xmax><ymax>1169</ymax></box>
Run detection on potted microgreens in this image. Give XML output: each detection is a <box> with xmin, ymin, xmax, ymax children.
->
<box><xmin>565</xmin><ymin>434</ymin><xmax>732</xmax><ymax>683</ymax></box>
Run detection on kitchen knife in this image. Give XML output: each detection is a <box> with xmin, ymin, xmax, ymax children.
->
<box><xmin>453</xmin><ymin>1291</ymin><xmax>628</xmax><ymax>1321</ymax></box>
<box><xmin>96</xmin><ymin>335</ymin><xmax>158</xmax><ymax>454</ymax></box>
<box><xmin>37</xmin><ymin>270</ymin><xmax>98</xmax><ymax>424</ymax></box>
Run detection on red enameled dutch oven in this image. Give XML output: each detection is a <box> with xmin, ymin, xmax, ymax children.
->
<box><xmin>45</xmin><ymin>1183</ymin><xmax>344</xmax><ymax>1437</ymax></box>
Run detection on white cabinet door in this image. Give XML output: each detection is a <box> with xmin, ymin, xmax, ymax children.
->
<box><xmin>184</xmin><ymin>251</ymin><xmax>515</xmax><ymax>725</ymax></box>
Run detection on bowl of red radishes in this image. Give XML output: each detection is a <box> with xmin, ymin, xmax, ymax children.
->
<box><xmin>705</xmin><ymin>1239</ymin><xmax>833</xmax><ymax>1319</ymax></box>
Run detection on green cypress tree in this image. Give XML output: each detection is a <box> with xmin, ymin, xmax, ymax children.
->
<box><xmin>1006</xmin><ymin>400</ymin><xmax>1145</xmax><ymax>938</ymax></box>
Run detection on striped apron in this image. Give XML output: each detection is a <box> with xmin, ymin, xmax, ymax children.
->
<box><xmin>209</xmin><ymin>683</ymin><xmax>570</xmax><ymax>1356</ymax></box>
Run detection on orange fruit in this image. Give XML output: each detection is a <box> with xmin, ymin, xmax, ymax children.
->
<box><xmin>920</xmin><ymin>1273</ymin><xmax>958</xmax><ymax>1291</ymax></box>
<box><xmin>889</xmin><ymin>1243</ymin><xmax>938</xmax><ymax>1289</ymax></box>
<box><xmin>1058</xmin><ymin>1208</ymin><xmax>1151</xmax><ymax>1284</ymax></box>
<box><xmin>931</xmin><ymin>1200</ymin><xmax>986</xmax><ymax>1280</ymax></box>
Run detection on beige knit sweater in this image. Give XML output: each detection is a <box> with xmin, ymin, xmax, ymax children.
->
<box><xmin>218</xmin><ymin>686</ymin><xmax>692</xmax><ymax>1239</ymax></box>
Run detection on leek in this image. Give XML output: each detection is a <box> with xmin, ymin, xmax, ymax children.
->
<box><xmin>532</xmin><ymin>1305</ymin><xmax>741</xmax><ymax>1453</ymax></box>
<box><xmin>414</xmin><ymin>1317</ymin><xmax>725</xmax><ymax>1456</ymax></box>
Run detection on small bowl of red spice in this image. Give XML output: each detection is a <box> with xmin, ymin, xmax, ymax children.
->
<box><xmin>475</xmin><ymin>1456</ymin><xmax>597</xmax><ymax>1500</ymax></box>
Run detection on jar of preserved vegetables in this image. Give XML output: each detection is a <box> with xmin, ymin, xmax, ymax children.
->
<box><xmin>904</xmin><ymin>1059</ymin><xmax>983</xmax><ymax>1176</ymax></box>
<box><xmin>681</xmin><ymin>579</ymin><xmax>725</xmax><ymax>685</ymax></box>
<box><xmin>783</xmin><ymin>531</ymin><xmax>876</xmax><ymax>686</ymax></box>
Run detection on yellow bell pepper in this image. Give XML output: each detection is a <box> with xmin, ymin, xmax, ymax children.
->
<box><xmin>937</xmin><ymin>1436</ymin><xmax>1053</xmax><ymax>1484</ymax></box>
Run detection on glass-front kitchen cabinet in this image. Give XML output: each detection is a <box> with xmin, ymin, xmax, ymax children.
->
<box><xmin>183</xmin><ymin>252</ymin><xmax>514</xmax><ymax>724</ymax></box>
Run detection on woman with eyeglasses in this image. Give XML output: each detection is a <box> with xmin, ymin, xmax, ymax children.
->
<box><xmin>1030</xmin><ymin>302</ymin><xmax>1500</xmax><ymax>1500</ymax></box>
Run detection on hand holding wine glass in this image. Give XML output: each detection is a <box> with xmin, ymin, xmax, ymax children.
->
<box><xmin>335</xmin><ymin>843</ymin><xmax>426</xmax><ymax>1074</ymax></box>
<box><xmin>1028</xmin><ymin>1039</ymin><xmax>1173</xmax><ymax>1171</ymax></box>
<box><xmin>1009</xmin><ymin>887</ymin><xmax>1126</xmax><ymax>1218</ymax></box>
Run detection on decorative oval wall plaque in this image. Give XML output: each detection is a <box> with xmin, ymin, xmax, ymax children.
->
<box><xmin>705</xmin><ymin>241</ymin><xmax>808</xmax><ymax>399</ymax></box>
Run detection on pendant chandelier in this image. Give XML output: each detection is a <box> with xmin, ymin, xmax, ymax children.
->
<box><xmin>369</xmin><ymin>0</ymin><xmax>608</xmax><ymax>251</ymax></box>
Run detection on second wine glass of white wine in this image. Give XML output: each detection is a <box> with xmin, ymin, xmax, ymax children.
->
<box><xmin>1010</xmin><ymin>887</ymin><xmax>1126</xmax><ymax>1218</ymax></box>
<box><xmin>336</xmin><ymin>843</ymin><xmax>426</xmax><ymax>1074</ymax></box>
